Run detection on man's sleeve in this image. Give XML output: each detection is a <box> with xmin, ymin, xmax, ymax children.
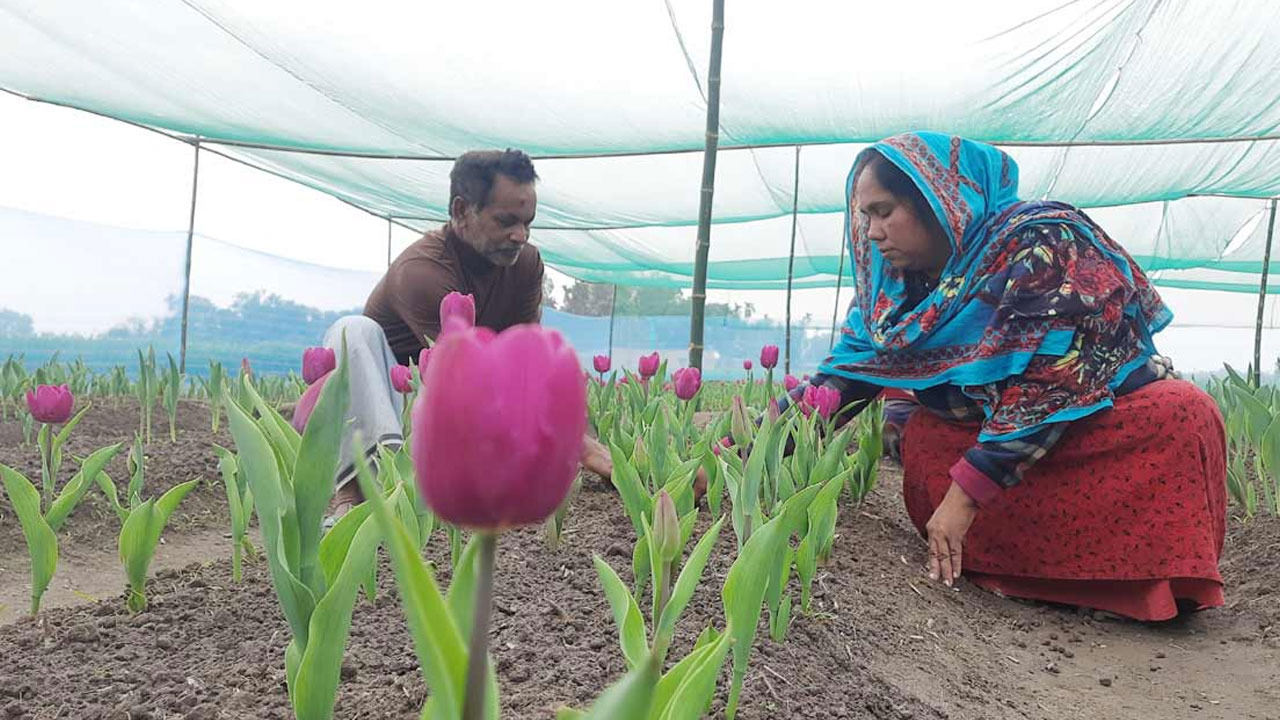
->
<box><xmin>516</xmin><ymin>246</ymin><xmax>545</xmax><ymax>324</ymax></box>
<box><xmin>385</xmin><ymin>258</ymin><xmax>457</xmax><ymax>346</ymax></box>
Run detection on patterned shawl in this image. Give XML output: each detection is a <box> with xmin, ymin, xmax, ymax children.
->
<box><xmin>819</xmin><ymin>132</ymin><xmax>1172</xmax><ymax>440</ymax></box>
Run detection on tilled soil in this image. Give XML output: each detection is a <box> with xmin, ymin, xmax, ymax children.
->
<box><xmin>0</xmin><ymin>404</ymin><xmax>1277</xmax><ymax>719</ymax></box>
<box><xmin>0</xmin><ymin>399</ymin><xmax>234</xmax><ymax>561</ymax></box>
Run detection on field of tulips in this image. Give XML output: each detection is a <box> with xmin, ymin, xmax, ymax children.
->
<box><xmin>1</xmin><ymin>335</ymin><xmax>1279</xmax><ymax>720</ymax></box>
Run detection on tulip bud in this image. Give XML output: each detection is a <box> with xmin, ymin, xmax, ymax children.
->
<box><xmin>26</xmin><ymin>384</ymin><xmax>74</xmax><ymax>424</ymax></box>
<box><xmin>419</xmin><ymin>347</ymin><xmax>432</xmax><ymax>372</ymax></box>
<box><xmin>241</xmin><ymin>357</ymin><xmax>253</xmax><ymax>377</ymax></box>
<box><xmin>301</xmin><ymin>347</ymin><xmax>336</xmax><ymax>385</ymax></box>
<box><xmin>766</xmin><ymin>397</ymin><xmax>781</xmax><ymax>422</ymax></box>
<box><xmin>760</xmin><ymin>345</ymin><xmax>779</xmax><ymax>370</ymax></box>
<box><xmin>439</xmin><ymin>291</ymin><xmax>476</xmax><ymax>335</ymax></box>
<box><xmin>784</xmin><ymin>374</ymin><xmax>800</xmax><ymax>392</ymax></box>
<box><xmin>390</xmin><ymin>364</ymin><xmax>413</xmax><ymax>394</ymax></box>
<box><xmin>652</xmin><ymin>490</ymin><xmax>680</xmax><ymax>563</ymax></box>
<box><xmin>632</xmin><ymin>434</ymin><xmax>650</xmax><ymax>479</ymax></box>
<box><xmin>593</xmin><ymin>355</ymin><xmax>611</xmax><ymax>374</ymax></box>
<box><xmin>638</xmin><ymin>352</ymin><xmax>660</xmax><ymax>379</ymax></box>
<box><xmin>413</xmin><ymin>324</ymin><xmax>586</xmax><ymax>531</ymax></box>
<box><xmin>730</xmin><ymin>395</ymin><xmax>751</xmax><ymax>447</ymax></box>
<box><xmin>743</xmin><ymin>360</ymin><xmax>753</xmax><ymax>371</ymax></box>
<box><xmin>673</xmin><ymin>367</ymin><xmax>701</xmax><ymax>401</ymax></box>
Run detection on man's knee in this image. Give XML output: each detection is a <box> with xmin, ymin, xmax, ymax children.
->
<box><xmin>325</xmin><ymin>315</ymin><xmax>388</xmax><ymax>348</ymax></box>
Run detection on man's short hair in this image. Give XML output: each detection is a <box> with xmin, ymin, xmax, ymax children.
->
<box><xmin>449</xmin><ymin>149</ymin><xmax>539</xmax><ymax>211</ymax></box>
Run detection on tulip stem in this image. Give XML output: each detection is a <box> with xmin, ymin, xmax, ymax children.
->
<box><xmin>37</xmin><ymin>423</ymin><xmax>52</xmax><ymax>508</ymax></box>
<box><xmin>461</xmin><ymin>531</ymin><xmax>497</xmax><ymax>720</ymax></box>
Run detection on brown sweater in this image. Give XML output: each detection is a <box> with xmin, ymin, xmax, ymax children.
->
<box><xmin>364</xmin><ymin>227</ymin><xmax>544</xmax><ymax>362</ymax></box>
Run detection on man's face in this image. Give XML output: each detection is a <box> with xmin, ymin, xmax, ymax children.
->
<box><xmin>452</xmin><ymin>174</ymin><xmax>537</xmax><ymax>267</ymax></box>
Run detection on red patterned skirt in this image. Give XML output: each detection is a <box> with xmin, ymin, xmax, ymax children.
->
<box><xmin>900</xmin><ymin>379</ymin><xmax>1227</xmax><ymax>621</ymax></box>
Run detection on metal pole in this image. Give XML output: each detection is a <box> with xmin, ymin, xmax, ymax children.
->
<box><xmin>387</xmin><ymin>218</ymin><xmax>393</xmax><ymax>266</ymax></box>
<box><xmin>829</xmin><ymin>236</ymin><xmax>847</xmax><ymax>351</ymax></box>
<box><xmin>178</xmin><ymin>140</ymin><xmax>201</xmax><ymax>374</ymax></box>
<box><xmin>1253</xmin><ymin>198</ymin><xmax>1278</xmax><ymax>387</ymax></box>
<box><xmin>607</xmin><ymin>284</ymin><xmax>618</xmax><ymax>361</ymax></box>
<box><xmin>784</xmin><ymin>145</ymin><xmax>801</xmax><ymax>374</ymax></box>
<box><xmin>688</xmin><ymin>0</ymin><xmax>725</xmax><ymax>371</ymax></box>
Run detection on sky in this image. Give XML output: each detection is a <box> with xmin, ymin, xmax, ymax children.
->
<box><xmin>0</xmin><ymin>91</ymin><xmax>1276</xmax><ymax>374</ymax></box>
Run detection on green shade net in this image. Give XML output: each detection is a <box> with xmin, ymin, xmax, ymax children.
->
<box><xmin>1</xmin><ymin>0</ymin><xmax>1278</xmax><ymax>290</ymax></box>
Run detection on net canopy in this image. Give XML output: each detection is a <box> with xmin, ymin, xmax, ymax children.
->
<box><xmin>1</xmin><ymin>0</ymin><xmax>1277</xmax><ymax>292</ymax></box>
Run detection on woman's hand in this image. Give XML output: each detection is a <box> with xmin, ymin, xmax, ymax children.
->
<box><xmin>925</xmin><ymin>482</ymin><xmax>978</xmax><ymax>586</ymax></box>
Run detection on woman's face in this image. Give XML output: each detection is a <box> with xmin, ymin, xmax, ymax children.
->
<box><xmin>853</xmin><ymin>166</ymin><xmax>952</xmax><ymax>278</ymax></box>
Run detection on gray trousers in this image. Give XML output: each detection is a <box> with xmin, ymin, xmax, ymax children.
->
<box><xmin>323</xmin><ymin>315</ymin><xmax>405</xmax><ymax>489</ymax></box>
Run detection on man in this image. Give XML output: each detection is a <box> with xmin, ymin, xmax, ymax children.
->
<box><xmin>321</xmin><ymin>149</ymin><xmax>613</xmax><ymax>519</ymax></box>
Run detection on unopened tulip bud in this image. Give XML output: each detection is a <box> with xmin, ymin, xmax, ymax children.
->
<box><xmin>638</xmin><ymin>352</ymin><xmax>660</xmax><ymax>379</ymax></box>
<box><xmin>652</xmin><ymin>490</ymin><xmax>680</xmax><ymax>563</ymax></box>
<box><xmin>390</xmin><ymin>364</ymin><xmax>413</xmax><ymax>393</ymax></box>
<box><xmin>439</xmin><ymin>291</ymin><xmax>476</xmax><ymax>334</ymax></box>
<box><xmin>673</xmin><ymin>367</ymin><xmax>701</xmax><ymax>401</ymax></box>
<box><xmin>731</xmin><ymin>395</ymin><xmax>751</xmax><ymax>447</ymax></box>
<box><xmin>413</xmin><ymin>325</ymin><xmax>585</xmax><ymax>531</ymax></box>
<box><xmin>760</xmin><ymin>345</ymin><xmax>779</xmax><ymax>369</ymax></box>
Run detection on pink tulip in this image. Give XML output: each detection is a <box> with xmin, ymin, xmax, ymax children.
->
<box><xmin>619</xmin><ymin>376</ymin><xmax>629</xmax><ymax>385</ymax></box>
<box><xmin>419</xmin><ymin>347</ymin><xmax>432</xmax><ymax>372</ymax></box>
<box><xmin>784</xmin><ymin>374</ymin><xmax>800</xmax><ymax>392</ymax></box>
<box><xmin>743</xmin><ymin>360</ymin><xmax>753</xmax><ymax>371</ymax></box>
<box><xmin>302</xmin><ymin>347</ymin><xmax>335</xmax><ymax>386</ymax></box>
<box><xmin>673</xmin><ymin>367</ymin><xmax>701</xmax><ymax>401</ymax></box>
<box><xmin>390</xmin><ymin>364</ymin><xmax>413</xmax><ymax>394</ymax></box>
<box><xmin>802</xmin><ymin>384</ymin><xmax>841</xmax><ymax>419</ymax></box>
<box><xmin>241</xmin><ymin>357</ymin><xmax>253</xmax><ymax>377</ymax></box>
<box><xmin>760</xmin><ymin>345</ymin><xmax>779</xmax><ymax>370</ymax></box>
<box><xmin>712</xmin><ymin>443</ymin><xmax>721</xmax><ymax>457</ymax></box>
<box><xmin>593</xmin><ymin>355</ymin><xmax>611</xmax><ymax>374</ymax></box>
<box><xmin>26</xmin><ymin>384</ymin><xmax>74</xmax><ymax>424</ymax></box>
<box><xmin>413</xmin><ymin>324</ymin><xmax>586</xmax><ymax>531</ymax></box>
<box><xmin>291</xmin><ymin>371</ymin><xmax>330</xmax><ymax>432</ymax></box>
<box><xmin>439</xmin><ymin>291</ymin><xmax>476</xmax><ymax>335</ymax></box>
<box><xmin>638</xmin><ymin>352</ymin><xmax>660</xmax><ymax>379</ymax></box>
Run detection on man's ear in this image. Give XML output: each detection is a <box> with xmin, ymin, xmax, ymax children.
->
<box><xmin>449</xmin><ymin>195</ymin><xmax>468</xmax><ymax>222</ymax></box>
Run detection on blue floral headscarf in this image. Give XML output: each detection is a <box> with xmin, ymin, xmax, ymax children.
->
<box><xmin>819</xmin><ymin>132</ymin><xmax>1172</xmax><ymax>436</ymax></box>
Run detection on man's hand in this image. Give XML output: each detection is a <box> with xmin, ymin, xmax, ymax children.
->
<box><xmin>924</xmin><ymin>481</ymin><xmax>978</xmax><ymax>587</ymax></box>
<box><xmin>580</xmin><ymin>435</ymin><xmax>613</xmax><ymax>479</ymax></box>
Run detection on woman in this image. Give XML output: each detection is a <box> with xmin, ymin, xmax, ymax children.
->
<box><xmin>792</xmin><ymin>132</ymin><xmax>1226</xmax><ymax>621</ymax></box>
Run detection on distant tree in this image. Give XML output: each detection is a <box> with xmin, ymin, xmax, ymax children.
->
<box><xmin>558</xmin><ymin>280</ymin><xmax>755</xmax><ymax>321</ymax></box>
<box><xmin>0</xmin><ymin>308</ymin><xmax>34</xmax><ymax>337</ymax></box>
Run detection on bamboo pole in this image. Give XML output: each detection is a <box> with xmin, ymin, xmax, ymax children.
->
<box><xmin>784</xmin><ymin>145</ymin><xmax>801</xmax><ymax>375</ymax></box>
<box><xmin>829</xmin><ymin>237</ymin><xmax>847</xmax><ymax>351</ymax></box>
<box><xmin>1253</xmin><ymin>198</ymin><xmax>1278</xmax><ymax>387</ymax></box>
<box><xmin>607</xmin><ymin>284</ymin><xmax>618</xmax><ymax>361</ymax></box>
<box><xmin>688</xmin><ymin>0</ymin><xmax>725</xmax><ymax>371</ymax></box>
<box><xmin>178</xmin><ymin>140</ymin><xmax>201</xmax><ymax>374</ymax></box>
